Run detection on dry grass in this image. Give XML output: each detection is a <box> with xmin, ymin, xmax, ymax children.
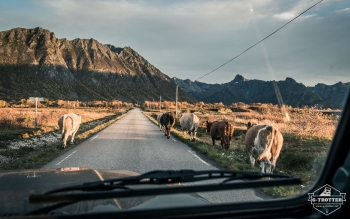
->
<box><xmin>0</xmin><ymin>107</ymin><xmax>126</xmax><ymax>140</ymax></box>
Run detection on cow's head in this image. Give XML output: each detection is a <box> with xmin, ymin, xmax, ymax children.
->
<box><xmin>205</xmin><ymin>121</ymin><xmax>216</xmax><ymax>133</ymax></box>
<box><xmin>247</xmin><ymin>121</ymin><xmax>257</xmax><ymax>129</ymax></box>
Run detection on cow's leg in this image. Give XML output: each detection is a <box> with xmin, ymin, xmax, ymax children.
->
<box><xmin>167</xmin><ymin>130</ymin><xmax>170</xmax><ymax>139</ymax></box>
<box><xmin>212</xmin><ymin>137</ymin><xmax>215</xmax><ymax>146</ymax></box>
<box><xmin>62</xmin><ymin>132</ymin><xmax>69</xmax><ymax>149</ymax></box>
<box><xmin>259</xmin><ymin>160</ymin><xmax>265</xmax><ymax>173</ymax></box>
<box><xmin>193</xmin><ymin>131</ymin><xmax>196</xmax><ymax>142</ymax></box>
<box><xmin>183</xmin><ymin>130</ymin><xmax>187</xmax><ymax>138</ymax></box>
<box><xmin>70</xmin><ymin>131</ymin><xmax>77</xmax><ymax>144</ymax></box>
<box><xmin>249</xmin><ymin>155</ymin><xmax>255</xmax><ymax>168</ymax></box>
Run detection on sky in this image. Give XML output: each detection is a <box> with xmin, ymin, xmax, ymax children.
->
<box><xmin>0</xmin><ymin>0</ymin><xmax>349</xmax><ymax>86</ymax></box>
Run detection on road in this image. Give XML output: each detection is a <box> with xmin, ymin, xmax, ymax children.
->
<box><xmin>44</xmin><ymin>108</ymin><xmax>269</xmax><ymax>203</ymax></box>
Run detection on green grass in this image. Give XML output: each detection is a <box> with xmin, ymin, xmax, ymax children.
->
<box><xmin>0</xmin><ymin>109</ymin><xmax>132</xmax><ymax>170</ymax></box>
<box><xmin>143</xmin><ymin>111</ymin><xmax>331</xmax><ymax>198</ymax></box>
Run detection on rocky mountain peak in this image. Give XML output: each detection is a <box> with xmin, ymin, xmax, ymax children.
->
<box><xmin>0</xmin><ymin>27</ymin><xmax>196</xmax><ymax>103</ymax></box>
<box><xmin>233</xmin><ymin>74</ymin><xmax>248</xmax><ymax>83</ymax></box>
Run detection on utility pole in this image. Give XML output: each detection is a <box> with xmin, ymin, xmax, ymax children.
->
<box><xmin>159</xmin><ymin>96</ymin><xmax>161</xmax><ymax>112</ymax></box>
<box><xmin>176</xmin><ymin>86</ymin><xmax>178</xmax><ymax>118</ymax></box>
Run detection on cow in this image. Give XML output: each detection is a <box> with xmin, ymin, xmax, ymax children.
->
<box><xmin>160</xmin><ymin>113</ymin><xmax>175</xmax><ymax>139</ymax></box>
<box><xmin>245</xmin><ymin>124</ymin><xmax>283</xmax><ymax>173</ymax></box>
<box><xmin>206</xmin><ymin>120</ymin><xmax>234</xmax><ymax>150</ymax></box>
<box><xmin>58</xmin><ymin>113</ymin><xmax>82</xmax><ymax>149</ymax></box>
<box><xmin>157</xmin><ymin>113</ymin><xmax>164</xmax><ymax>131</ymax></box>
<box><xmin>179</xmin><ymin>113</ymin><xmax>199</xmax><ymax>141</ymax></box>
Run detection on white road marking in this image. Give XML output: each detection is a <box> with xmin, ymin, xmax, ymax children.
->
<box><xmin>55</xmin><ymin>150</ymin><xmax>77</xmax><ymax>165</ymax></box>
<box><xmin>188</xmin><ymin>150</ymin><xmax>211</xmax><ymax>166</ymax></box>
<box><xmin>90</xmin><ymin>135</ymin><xmax>99</xmax><ymax>141</ymax></box>
<box><xmin>171</xmin><ymin>137</ymin><xmax>177</xmax><ymax>142</ymax></box>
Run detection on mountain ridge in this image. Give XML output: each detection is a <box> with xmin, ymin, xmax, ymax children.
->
<box><xmin>172</xmin><ymin>74</ymin><xmax>350</xmax><ymax>109</ymax></box>
<box><xmin>0</xmin><ymin>27</ymin><xmax>196</xmax><ymax>103</ymax></box>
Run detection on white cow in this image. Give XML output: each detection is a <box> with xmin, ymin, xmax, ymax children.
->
<box><xmin>180</xmin><ymin>113</ymin><xmax>199</xmax><ymax>141</ymax></box>
<box><xmin>157</xmin><ymin>113</ymin><xmax>164</xmax><ymax>131</ymax></box>
<box><xmin>58</xmin><ymin>113</ymin><xmax>82</xmax><ymax>149</ymax></box>
<box><xmin>245</xmin><ymin>124</ymin><xmax>283</xmax><ymax>173</ymax></box>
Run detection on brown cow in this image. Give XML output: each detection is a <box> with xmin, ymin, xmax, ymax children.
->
<box><xmin>245</xmin><ymin>124</ymin><xmax>283</xmax><ymax>173</ymax></box>
<box><xmin>206</xmin><ymin>120</ymin><xmax>234</xmax><ymax>150</ymax></box>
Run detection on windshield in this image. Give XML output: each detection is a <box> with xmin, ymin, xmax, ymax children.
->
<box><xmin>0</xmin><ymin>0</ymin><xmax>349</xmax><ymax>216</ymax></box>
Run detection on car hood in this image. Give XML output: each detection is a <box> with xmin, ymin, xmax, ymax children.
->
<box><xmin>0</xmin><ymin>167</ymin><xmax>209</xmax><ymax>216</ymax></box>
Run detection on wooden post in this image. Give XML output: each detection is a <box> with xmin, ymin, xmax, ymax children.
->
<box><xmin>176</xmin><ymin>86</ymin><xmax>178</xmax><ymax>118</ymax></box>
<box><xmin>29</xmin><ymin>97</ymin><xmax>44</xmax><ymax>129</ymax></box>
<box><xmin>35</xmin><ymin>98</ymin><xmax>38</xmax><ymax>129</ymax></box>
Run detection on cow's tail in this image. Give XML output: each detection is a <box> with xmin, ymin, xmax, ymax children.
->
<box><xmin>62</xmin><ymin>114</ymin><xmax>68</xmax><ymax>134</ymax></box>
<box><xmin>61</xmin><ymin>114</ymin><xmax>69</xmax><ymax>138</ymax></box>
<box><xmin>258</xmin><ymin>125</ymin><xmax>275</xmax><ymax>161</ymax></box>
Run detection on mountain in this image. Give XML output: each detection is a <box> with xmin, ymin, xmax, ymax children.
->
<box><xmin>0</xmin><ymin>27</ymin><xmax>196</xmax><ymax>103</ymax></box>
<box><xmin>172</xmin><ymin>75</ymin><xmax>350</xmax><ymax>109</ymax></box>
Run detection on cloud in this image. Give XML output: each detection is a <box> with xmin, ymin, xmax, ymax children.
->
<box><xmin>0</xmin><ymin>0</ymin><xmax>349</xmax><ymax>86</ymax></box>
<box><xmin>335</xmin><ymin>7</ymin><xmax>350</xmax><ymax>13</ymax></box>
<box><xmin>273</xmin><ymin>11</ymin><xmax>298</xmax><ymax>20</ymax></box>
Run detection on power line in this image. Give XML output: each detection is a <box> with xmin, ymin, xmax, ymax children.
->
<box><xmin>196</xmin><ymin>0</ymin><xmax>324</xmax><ymax>81</ymax></box>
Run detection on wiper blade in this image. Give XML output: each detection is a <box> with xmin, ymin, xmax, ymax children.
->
<box><xmin>30</xmin><ymin>169</ymin><xmax>301</xmax><ymax>204</ymax></box>
<box><xmin>41</xmin><ymin>169</ymin><xmax>292</xmax><ymax>195</ymax></box>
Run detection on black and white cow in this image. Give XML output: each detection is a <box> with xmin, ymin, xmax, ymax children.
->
<box><xmin>160</xmin><ymin>113</ymin><xmax>175</xmax><ymax>139</ymax></box>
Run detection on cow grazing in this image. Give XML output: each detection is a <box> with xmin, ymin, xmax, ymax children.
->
<box><xmin>160</xmin><ymin>113</ymin><xmax>175</xmax><ymax>139</ymax></box>
<box><xmin>157</xmin><ymin>113</ymin><xmax>164</xmax><ymax>131</ymax></box>
<box><xmin>58</xmin><ymin>113</ymin><xmax>82</xmax><ymax>149</ymax></box>
<box><xmin>180</xmin><ymin>113</ymin><xmax>199</xmax><ymax>141</ymax></box>
<box><xmin>206</xmin><ymin>120</ymin><xmax>234</xmax><ymax>150</ymax></box>
<box><xmin>245</xmin><ymin>124</ymin><xmax>283</xmax><ymax>173</ymax></box>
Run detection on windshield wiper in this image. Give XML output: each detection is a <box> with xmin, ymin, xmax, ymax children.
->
<box><xmin>27</xmin><ymin>169</ymin><xmax>301</xmax><ymax>215</ymax></box>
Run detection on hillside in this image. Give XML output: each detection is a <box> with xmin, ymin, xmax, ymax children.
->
<box><xmin>172</xmin><ymin>75</ymin><xmax>350</xmax><ymax>109</ymax></box>
<box><xmin>0</xmin><ymin>27</ymin><xmax>197</xmax><ymax>103</ymax></box>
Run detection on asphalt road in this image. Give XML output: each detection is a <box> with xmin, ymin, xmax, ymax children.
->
<box><xmin>43</xmin><ymin>108</ymin><xmax>269</xmax><ymax>203</ymax></box>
